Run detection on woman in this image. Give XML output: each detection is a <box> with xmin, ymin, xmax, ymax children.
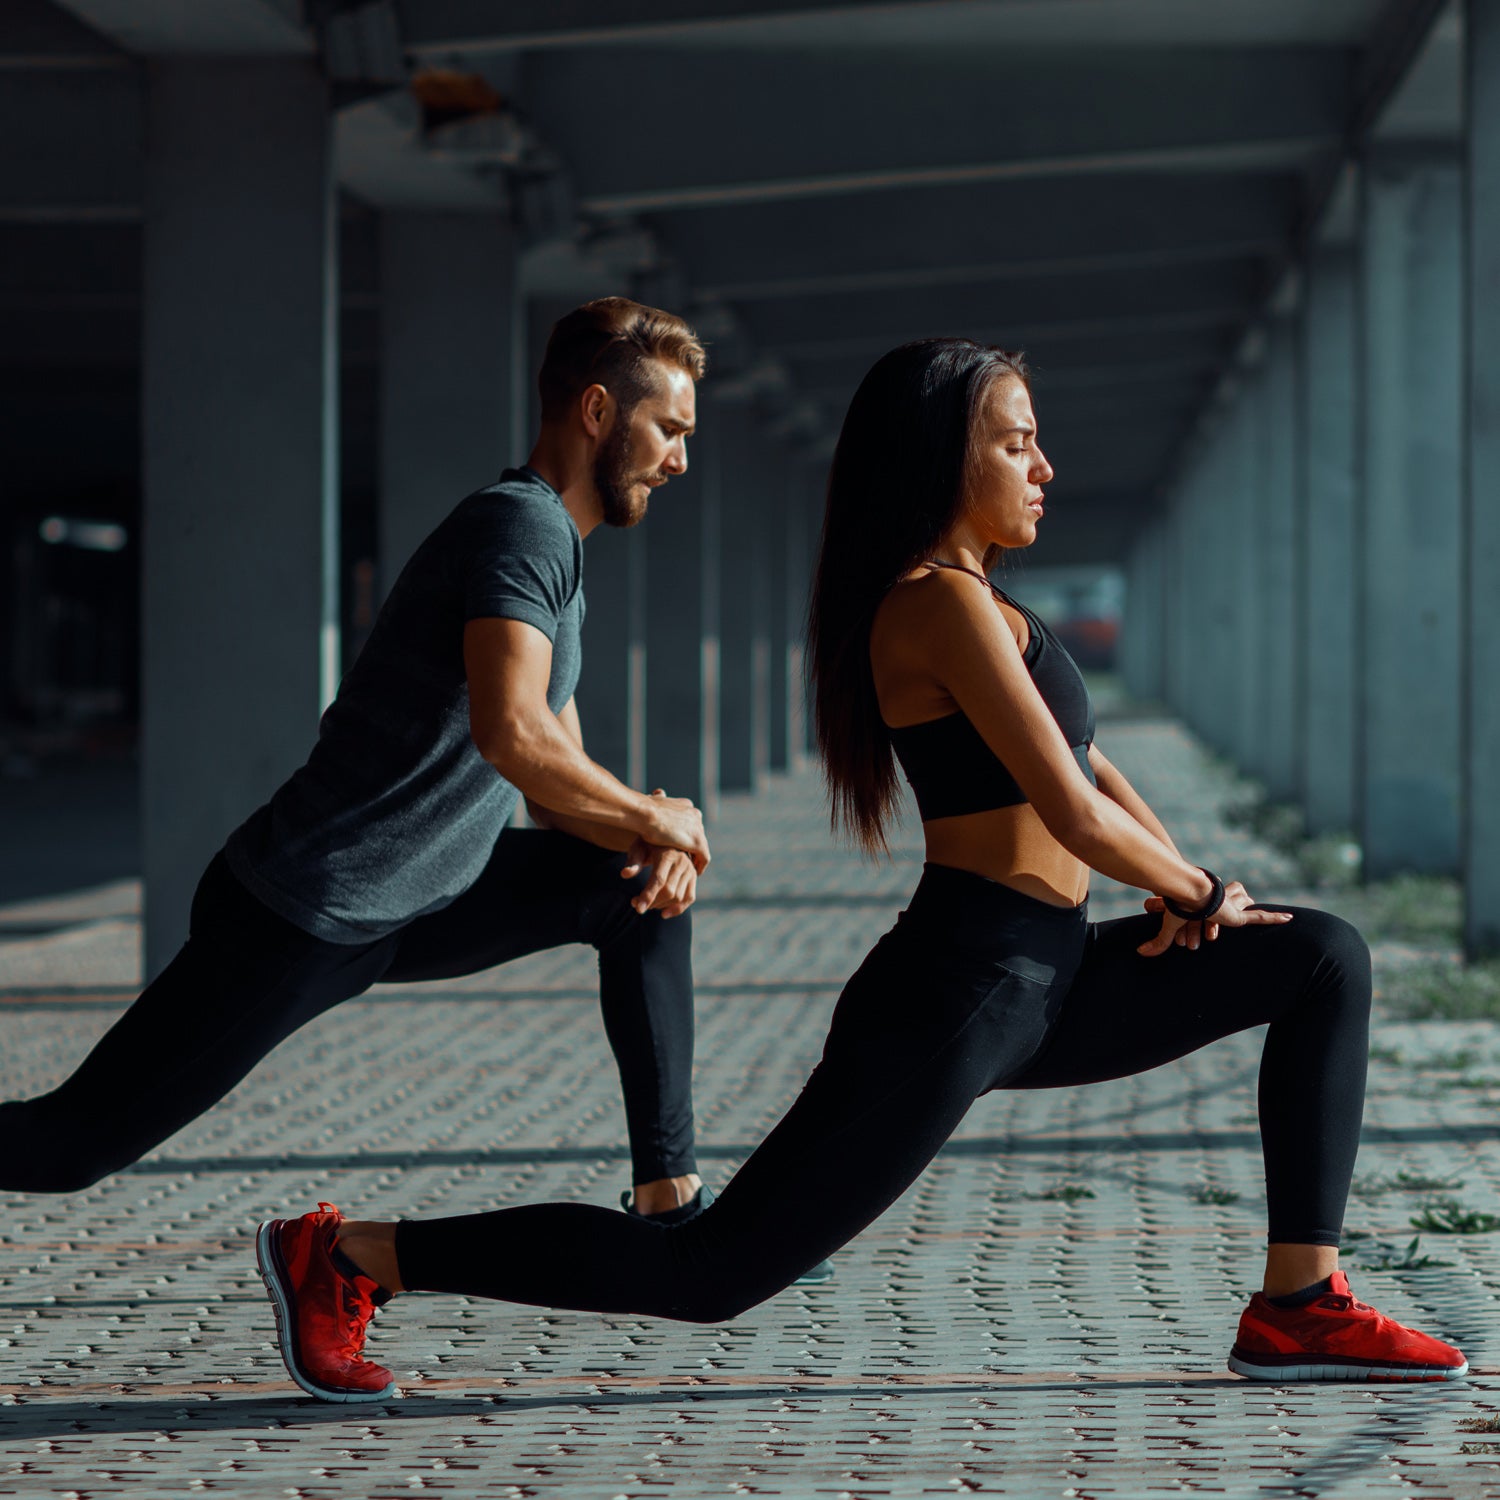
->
<box><xmin>256</xmin><ymin>339</ymin><xmax>1465</xmax><ymax>1402</ymax></box>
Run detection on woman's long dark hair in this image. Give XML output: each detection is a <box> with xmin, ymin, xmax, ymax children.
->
<box><xmin>807</xmin><ymin>338</ymin><xmax>1031</xmax><ymax>855</ymax></box>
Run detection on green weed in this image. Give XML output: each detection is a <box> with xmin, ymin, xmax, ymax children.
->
<box><xmin>1410</xmin><ymin>1197</ymin><xmax>1500</xmax><ymax>1234</ymax></box>
<box><xmin>1351</xmin><ymin>1235</ymin><xmax>1450</xmax><ymax>1271</ymax></box>
<box><xmin>1352</xmin><ymin>1169</ymin><xmax>1464</xmax><ymax>1199</ymax></box>
<box><xmin>1460</xmin><ymin>1416</ymin><xmax>1500</xmax><ymax>1433</ymax></box>
<box><xmin>1328</xmin><ymin>874</ymin><xmax>1463</xmax><ymax>945</ymax></box>
<box><xmin>1191</xmin><ymin>1185</ymin><xmax>1241</xmax><ymax>1206</ymax></box>
<box><xmin>1379</xmin><ymin>959</ymin><xmax>1500</xmax><ymax>1022</ymax></box>
<box><xmin>1031</xmin><ymin>1183</ymin><xmax>1096</xmax><ymax>1203</ymax></box>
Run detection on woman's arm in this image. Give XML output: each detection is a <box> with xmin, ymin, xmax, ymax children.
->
<box><xmin>1087</xmin><ymin>743</ymin><xmax>1181</xmax><ymax>857</ymax></box>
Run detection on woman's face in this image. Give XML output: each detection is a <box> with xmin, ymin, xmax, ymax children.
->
<box><xmin>963</xmin><ymin>377</ymin><xmax>1054</xmax><ymax>550</ymax></box>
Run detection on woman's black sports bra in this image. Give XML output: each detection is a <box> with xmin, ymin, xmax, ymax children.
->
<box><xmin>885</xmin><ymin>561</ymin><xmax>1096</xmax><ymax>821</ymax></box>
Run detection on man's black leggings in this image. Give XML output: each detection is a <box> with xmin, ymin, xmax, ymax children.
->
<box><xmin>396</xmin><ymin>864</ymin><xmax>1371</xmax><ymax>1321</ymax></box>
<box><xmin>0</xmin><ymin>829</ymin><xmax>696</xmax><ymax>1191</ymax></box>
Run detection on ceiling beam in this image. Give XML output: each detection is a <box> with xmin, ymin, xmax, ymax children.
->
<box><xmin>665</xmin><ymin>172</ymin><xmax>1297</xmax><ymax>300</ymax></box>
<box><xmin>48</xmin><ymin>0</ymin><xmax>311</xmax><ymax>56</ymax></box>
<box><xmin>513</xmin><ymin>47</ymin><xmax>1350</xmax><ymax>213</ymax></box>
<box><xmin>402</xmin><ymin>0</ymin><xmax>942</xmax><ymax>54</ymax></box>
<box><xmin>741</xmin><ymin>259</ymin><xmax>1265</xmax><ymax>356</ymax></box>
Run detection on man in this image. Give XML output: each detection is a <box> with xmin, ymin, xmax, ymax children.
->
<box><xmin>1</xmin><ymin>297</ymin><xmax>713</xmax><ymax>1222</ymax></box>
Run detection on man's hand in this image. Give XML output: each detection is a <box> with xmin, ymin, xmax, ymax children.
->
<box><xmin>1136</xmin><ymin>881</ymin><xmax>1293</xmax><ymax>956</ymax></box>
<box><xmin>637</xmin><ymin>789</ymin><xmax>711</xmax><ymax>873</ymax></box>
<box><xmin>622</xmin><ymin>839</ymin><xmax>698</xmax><ymax>919</ymax></box>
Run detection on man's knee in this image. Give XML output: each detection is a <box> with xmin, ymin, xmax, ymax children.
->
<box><xmin>589</xmin><ymin>858</ymin><xmax>693</xmax><ymax>951</ymax></box>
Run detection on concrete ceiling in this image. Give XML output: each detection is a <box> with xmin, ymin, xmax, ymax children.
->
<box><xmin>4</xmin><ymin>0</ymin><xmax>1459</xmax><ymax>565</ymax></box>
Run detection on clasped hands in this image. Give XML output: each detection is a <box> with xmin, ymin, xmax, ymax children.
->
<box><xmin>1136</xmin><ymin>879</ymin><xmax>1294</xmax><ymax>957</ymax></box>
<box><xmin>622</xmin><ymin>788</ymin><xmax>710</xmax><ymax>920</ymax></box>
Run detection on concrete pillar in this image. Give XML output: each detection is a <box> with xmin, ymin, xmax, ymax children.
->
<box><xmin>716</xmin><ymin>400</ymin><xmax>770</xmax><ymax>794</ymax></box>
<box><xmin>575</xmin><ymin>524</ymin><xmax>646</xmax><ymax>786</ymax></box>
<box><xmin>141</xmin><ymin>61</ymin><xmax>337</xmax><ymax>977</ymax></box>
<box><xmin>378</xmin><ymin>212</ymin><xmax>518</xmax><ymax>592</ymax></box>
<box><xmin>766</xmin><ymin>445</ymin><xmax>791</xmax><ymax>775</ymax></box>
<box><xmin>1233</xmin><ymin>373</ymin><xmax>1269</xmax><ymax>777</ymax></box>
<box><xmin>1358</xmin><ymin>149</ymin><xmax>1463</xmax><ymax>877</ymax></box>
<box><xmin>1299</xmin><ymin>246</ymin><xmax>1359</xmax><ymax>835</ymax></box>
<box><xmin>1465</xmin><ymin>0</ymin><xmax>1500</xmax><ymax>954</ymax></box>
<box><xmin>783</xmin><ymin>457</ymin><xmax>816</xmax><ymax>769</ymax></box>
<box><xmin>645</xmin><ymin>418</ymin><xmax>719</xmax><ymax>816</ymax></box>
<box><xmin>1122</xmin><ymin>524</ymin><xmax>1166</xmax><ymax>704</ymax></box>
<box><xmin>1261</xmin><ymin>317</ymin><xmax>1302</xmax><ymax>801</ymax></box>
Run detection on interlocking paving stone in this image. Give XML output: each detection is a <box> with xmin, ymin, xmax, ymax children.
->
<box><xmin>1</xmin><ymin>717</ymin><xmax>1498</xmax><ymax>1496</ymax></box>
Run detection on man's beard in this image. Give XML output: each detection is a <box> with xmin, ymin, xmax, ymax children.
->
<box><xmin>594</xmin><ymin>419</ymin><xmax>656</xmax><ymax>529</ymax></box>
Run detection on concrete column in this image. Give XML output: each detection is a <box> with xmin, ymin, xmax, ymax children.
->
<box><xmin>378</xmin><ymin>212</ymin><xmax>518</xmax><ymax>592</ymax></box>
<box><xmin>141</xmin><ymin>61</ymin><xmax>337</xmax><ymax>976</ymax></box>
<box><xmin>1122</xmin><ymin>524</ymin><xmax>1166</xmax><ymax>704</ymax></box>
<box><xmin>794</xmin><ymin>457</ymin><xmax>824</xmax><ymax>763</ymax></box>
<box><xmin>1233</xmin><ymin>373</ymin><xmax>1269</xmax><ymax>777</ymax></box>
<box><xmin>645</xmin><ymin>417</ymin><xmax>719</xmax><ymax>816</ymax></box>
<box><xmin>575</xmin><ymin>524</ymin><xmax>646</xmax><ymax>786</ymax></box>
<box><xmin>1465</xmin><ymin>0</ymin><xmax>1500</xmax><ymax>954</ymax></box>
<box><xmin>766</xmin><ymin>445</ymin><xmax>791</xmax><ymax>775</ymax></box>
<box><xmin>1299</xmin><ymin>246</ymin><xmax>1359</xmax><ymax>835</ymax></box>
<box><xmin>715</xmin><ymin>400</ymin><xmax>770</xmax><ymax>794</ymax></box>
<box><xmin>780</xmin><ymin>450</ymin><xmax>816</xmax><ymax>768</ymax></box>
<box><xmin>1358</xmin><ymin>149</ymin><xmax>1463</xmax><ymax>877</ymax></box>
<box><xmin>1261</xmin><ymin>317</ymin><xmax>1302</xmax><ymax>801</ymax></box>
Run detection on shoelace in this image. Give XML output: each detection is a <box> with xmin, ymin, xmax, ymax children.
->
<box><xmin>336</xmin><ymin>1278</ymin><xmax>378</xmax><ymax>1362</ymax></box>
<box><xmin>1317</xmin><ymin>1294</ymin><xmax>1372</xmax><ymax>1313</ymax></box>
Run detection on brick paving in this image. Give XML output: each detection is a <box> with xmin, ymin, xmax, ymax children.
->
<box><xmin>2</xmin><ymin>715</ymin><xmax>1500</xmax><ymax>1497</ymax></box>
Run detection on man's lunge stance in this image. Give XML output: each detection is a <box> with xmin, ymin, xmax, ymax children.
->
<box><xmin>0</xmin><ymin>298</ymin><xmax>714</xmax><ymax>1225</ymax></box>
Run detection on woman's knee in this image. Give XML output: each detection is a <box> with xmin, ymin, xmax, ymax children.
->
<box><xmin>1277</xmin><ymin>906</ymin><xmax>1372</xmax><ymax>1007</ymax></box>
<box><xmin>0</xmin><ymin>1100</ymin><xmax>110</xmax><ymax>1192</ymax></box>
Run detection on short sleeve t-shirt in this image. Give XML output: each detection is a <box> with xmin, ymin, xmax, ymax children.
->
<box><xmin>225</xmin><ymin>468</ymin><xmax>584</xmax><ymax>943</ymax></box>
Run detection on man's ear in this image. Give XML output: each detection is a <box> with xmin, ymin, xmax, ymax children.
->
<box><xmin>581</xmin><ymin>383</ymin><xmax>611</xmax><ymax>439</ymax></box>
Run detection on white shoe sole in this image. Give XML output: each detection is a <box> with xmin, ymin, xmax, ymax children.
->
<box><xmin>1228</xmin><ymin>1352</ymin><xmax>1469</xmax><ymax>1382</ymax></box>
<box><xmin>255</xmin><ymin>1218</ymin><xmax>399</xmax><ymax>1404</ymax></box>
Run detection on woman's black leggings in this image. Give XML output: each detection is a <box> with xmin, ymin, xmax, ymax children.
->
<box><xmin>397</xmin><ymin>864</ymin><xmax>1371</xmax><ymax>1322</ymax></box>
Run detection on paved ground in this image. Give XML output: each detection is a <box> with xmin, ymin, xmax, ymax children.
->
<box><xmin>3</xmin><ymin>714</ymin><xmax>1500</xmax><ymax>1498</ymax></box>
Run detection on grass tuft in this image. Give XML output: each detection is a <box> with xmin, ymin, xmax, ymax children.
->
<box><xmin>1409</xmin><ymin>1197</ymin><xmax>1500</xmax><ymax>1234</ymax></box>
<box><xmin>1031</xmin><ymin>1183</ymin><xmax>1096</xmax><ymax>1203</ymax></box>
<box><xmin>1191</xmin><ymin>1185</ymin><xmax>1241</xmax><ymax>1206</ymax></box>
<box><xmin>1350</xmin><ymin>1235</ymin><xmax>1449</xmax><ymax>1271</ymax></box>
<box><xmin>1379</xmin><ymin>960</ymin><xmax>1500</xmax><ymax>1021</ymax></box>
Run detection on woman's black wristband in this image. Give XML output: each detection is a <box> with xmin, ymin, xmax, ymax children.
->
<box><xmin>1164</xmin><ymin>868</ymin><xmax>1226</xmax><ymax>923</ymax></box>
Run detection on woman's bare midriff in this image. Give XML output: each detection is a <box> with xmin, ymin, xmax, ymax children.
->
<box><xmin>920</xmin><ymin>803</ymin><xmax>1089</xmax><ymax>909</ymax></box>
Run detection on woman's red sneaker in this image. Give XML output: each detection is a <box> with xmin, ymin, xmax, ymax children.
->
<box><xmin>256</xmin><ymin>1202</ymin><xmax>399</xmax><ymax>1402</ymax></box>
<box><xmin>1228</xmin><ymin>1271</ymin><xmax>1467</xmax><ymax>1381</ymax></box>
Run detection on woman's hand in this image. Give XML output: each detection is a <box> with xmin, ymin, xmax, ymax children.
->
<box><xmin>1136</xmin><ymin>881</ymin><xmax>1292</xmax><ymax>957</ymax></box>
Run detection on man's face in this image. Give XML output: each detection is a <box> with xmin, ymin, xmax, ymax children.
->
<box><xmin>594</xmin><ymin>361</ymin><xmax>697</xmax><ymax>528</ymax></box>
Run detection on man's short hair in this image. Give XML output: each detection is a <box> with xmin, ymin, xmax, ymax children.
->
<box><xmin>538</xmin><ymin>297</ymin><xmax>707</xmax><ymax>422</ymax></box>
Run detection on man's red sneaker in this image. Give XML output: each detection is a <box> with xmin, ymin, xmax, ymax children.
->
<box><xmin>256</xmin><ymin>1202</ymin><xmax>399</xmax><ymax>1402</ymax></box>
<box><xmin>1228</xmin><ymin>1270</ymin><xmax>1467</xmax><ymax>1382</ymax></box>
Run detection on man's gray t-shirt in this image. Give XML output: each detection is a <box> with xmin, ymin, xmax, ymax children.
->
<box><xmin>225</xmin><ymin>468</ymin><xmax>584</xmax><ymax>943</ymax></box>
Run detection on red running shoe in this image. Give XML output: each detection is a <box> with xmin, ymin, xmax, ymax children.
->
<box><xmin>256</xmin><ymin>1202</ymin><xmax>398</xmax><ymax>1402</ymax></box>
<box><xmin>1228</xmin><ymin>1270</ymin><xmax>1467</xmax><ymax>1382</ymax></box>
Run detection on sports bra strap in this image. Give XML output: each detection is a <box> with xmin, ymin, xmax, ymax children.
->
<box><xmin>921</xmin><ymin>559</ymin><xmax>1004</xmax><ymax>596</ymax></box>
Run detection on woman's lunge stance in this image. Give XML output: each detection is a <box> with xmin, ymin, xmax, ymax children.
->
<box><xmin>257</xmin><ymin>339</ymin><xmax>1465</xmax><ymax>1401</ymax></box>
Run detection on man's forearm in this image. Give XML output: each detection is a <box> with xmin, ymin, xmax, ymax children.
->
<box><xmin>524</xmin><ymin>800</ymin><xmax>637</xmax><ymax>852</ymax></box>
<box><xmin>483</xmin><ymin>712</ymin><xmax>648</xmax><ymax>835</ymax></box>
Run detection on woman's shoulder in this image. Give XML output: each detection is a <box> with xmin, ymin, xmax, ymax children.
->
<box><xmin>876</xmin><ymin>566</ymin><xmax>1016</xmax><ymax>639</ymax></box>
